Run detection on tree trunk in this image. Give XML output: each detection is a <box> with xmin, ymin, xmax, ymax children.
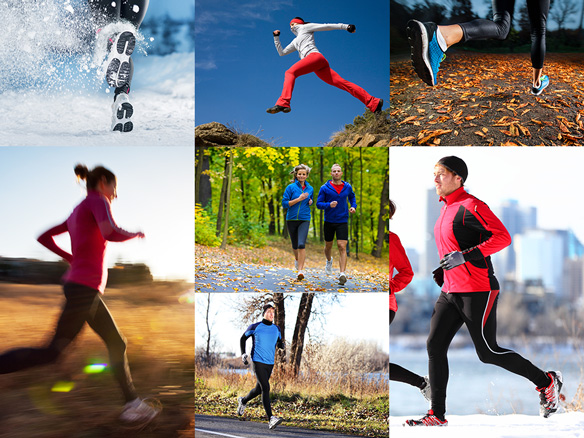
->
<box><xmin>205</xmin><ymin>293</ymin><xmax>212</xmax><ymax>366</ymax></box>
<box><xmin>273</xmin><ymin>293</ymin><xmax>286</xmax><ymax>365</ymax></box>
<box><xmin>289</xmin><ymin>292</ymin><xmax>315</xmax><ymax>376</ymax></box>
<box><xmin>358</xmin><ymin>148</ymin><xmax>363</xmax><ymax>260</ymax></box>
<box><xmin>195</xmin><ymin>146</ymin><xmax>212</xmax><ymax>209</ymax></box>
<box><xmin>215</xmin><ymin>154</ymin><xmax>229</xmax><ymax>237</ymax></box>
<box><xmin>220</xmin><ymin>149</ymin><xmax>234</xmax><ymax>249</ymax></box>
<box><xmin>372</xmin><ymin>162</ymin><xmax>389</xmax><ymax>258</ymax></box>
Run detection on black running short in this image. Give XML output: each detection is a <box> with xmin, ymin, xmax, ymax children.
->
<box><xmin>323</xmin><ymin>221</ymin><xmax>348</xmax><ymax>242</ymax></box>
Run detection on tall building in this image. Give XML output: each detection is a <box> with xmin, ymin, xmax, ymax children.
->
<box><xmin>422</xmin><ymin>187</ymin><xmax>442</xmax><ymax>277</ymax></box>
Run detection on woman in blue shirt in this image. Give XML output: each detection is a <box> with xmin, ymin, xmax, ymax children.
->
<box><xmin>281</xmin><ymin>164</ymin><xmax>314</xmax><ymax>280</ymax></box>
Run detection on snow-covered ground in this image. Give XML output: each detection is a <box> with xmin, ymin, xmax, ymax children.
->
<box><xmin>390</xmin><ymin>412</ymin><xmax>584</xmax><ymax>438</ymax></box>
<box><xmin>0</xmin><ymin>1</ymin><xmax>193</xmax><ymax>146</ymax></box>
<box><xmin>0</xmin><ymin>52</ymin><xmax>194</xmax><ymax>146</ymax></box>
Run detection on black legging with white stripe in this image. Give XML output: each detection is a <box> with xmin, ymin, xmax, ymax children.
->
<box><xmin>459</xmin><ymin>0</ymin><xmax>549</xmax><ymax>68</ymax></box>
<box><xmin>427</xmin><ymin>290</ymin><xmax>550</xmax><ymax>418</ymax></box>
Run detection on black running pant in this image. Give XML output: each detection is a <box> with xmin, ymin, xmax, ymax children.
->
<box><xmin>242</xmin><ymin>361</ymin><xmax>274</xmax><ymax>419</ymax></box>
<box><xmin>427</xmin><ymin>291</ymin><xmax>550</xmax><ymax>418</ymax></box>
<box><xmin>287</xmin><ymin>220</ymin><xmax>310</xmax><ymax>250</ymax></box>
<box><xmin>0</xmin><ymin>282</ymin><xmax>137</xmax><ymax>403</ymax></box>
<box><xmin>88</xmin><ymin>0</ymin><xmax>149</xmax><ymax>93</ymax></box>
<box><xmin>390</xmin><ymin>310</ymin><xmax>426</xmax><ymax>388</ymax></box>
<box><xmin>459</xmin><ymin>0</ymin><xmax>549</xmax><ymax>68</ymax></box>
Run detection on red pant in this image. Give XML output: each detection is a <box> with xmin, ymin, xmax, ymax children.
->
<box><xmin>276</xmin><ymin>52</ymin><xmax>380</xmax><ymax>111</ymax></box>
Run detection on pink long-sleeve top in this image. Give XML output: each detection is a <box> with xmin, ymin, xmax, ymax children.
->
<box><xmin>37</xmin><ymin>191</ymin><xmax>140</xmax><ymax>293</ymax></box>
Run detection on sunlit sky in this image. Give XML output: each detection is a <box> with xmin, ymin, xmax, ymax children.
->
<box><xmin>0</xmin><ymin>147</ymin><xmax>193</xmax><ymax>282</ymax></box>
<box><xmin>390</xmin><ymin>147</ymin><xmax>584</xmax><ymax>255</ymax></box>
<box><xmin>195</xmin><ymin>293</ymin><xmax>390</xmax><ymax>355</ymax></box>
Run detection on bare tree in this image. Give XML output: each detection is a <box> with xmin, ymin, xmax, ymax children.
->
<box><xmin>551</xmin><ymin>0</ymin><xmax>578</xmax><ymax>31</ymax></box>
<box><xmin>220</xmin><ymin>148</ymin><xmax>234</xmax><ymax>249</ymax></box>
<box><xmin>289</xmin><ymin>292</ymin><xmax>315</xmax><ymax>376</ymax></box>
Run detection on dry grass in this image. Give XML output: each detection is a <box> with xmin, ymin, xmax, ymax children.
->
<box><xmin>0</xmin><ymin>282</ymin><xmax>194</xmax><ymax>438</ymax></box>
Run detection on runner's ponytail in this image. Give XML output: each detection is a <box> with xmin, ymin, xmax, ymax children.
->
<box><xmin>75</xmin><ymin>164</ymin><xmax>116</xmax><ymax>190</ymax></box>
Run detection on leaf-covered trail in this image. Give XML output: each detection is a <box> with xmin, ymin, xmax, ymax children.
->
<box><xmin>195</xmin><ymin>243</ymin><xmax>389</xmax><ymax>293</ymax></box>
<box><xmin>390</xmin><ymin>52</ymin><xmax>584</xmax><ymax>146</ymax></box>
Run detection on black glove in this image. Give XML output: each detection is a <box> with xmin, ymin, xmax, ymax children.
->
<box><xmin>273</xmin><ymin>30</ymin><xmax>280</xmax><ymax>37</ymax></box>
<box><xmin>242</xmin><ymin>353</ymin><xmax>249</xmax><ymax>365</ymax></box>
<box><xmin>440</xmin><ymin>251</ymin><xmax>466</xmax><ymax>271</ymax></box>
<box><xmin>432</xmin><ymin>267</ymin><xmax>444</xmax><ymax>287</ymax></box>
<box><xmin>347</xmin><ymin>24</ymin><xmax>356</xmax><ymax>33</ymax></box>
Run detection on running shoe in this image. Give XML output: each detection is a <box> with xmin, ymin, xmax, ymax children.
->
<box><xmin>297</xmin><ymin>271</ymin><xmax>304</xmax><ymax>281</ymax></box>
<box><xmin>120</xmin><ymin>398</ymin><xmax>160</xmax><ymax>423</ymax></box>
<box><xmin>268</xmin><ymin>416</ymin><xmax>283</xmax><ymax>429</ymax></box>
<box><xmin>266</xmin><ymin>105</ymin><xmax>291</xmax><ymax>114</ymax></box>
<box><xmin>420</xmin><ymin>376</ymin><xmax>432</xmax><ymax>402</ymax></box>
<box><xmin>406</xmin><ymin>20</ymin><xmax>446</xmax><ymax>86</ymax></box>
<box><xmin>531</xmin><ymin>75</ymin><xmax>549</xmax><ymax>95</ymax></box>
<box><xmin>404</xmin><ymin>410</ymin><xmax>448</xmax><ymax>427</ymax></box>
<box><xmin>537</xmin><ymin>371</ymin><xmax>563</xmax><ymax>418</ymax></box>
<box><xmin>237</xmin><ymin>397</ymin><xmax>246</xmax><ymax>416</ymax></box>
<box><xmin>294</xmin><ymin>259</ymin><xmax>299</xmax><ymax>270</ymax></box>
<box><xmin>338</xmin><ymin>273</ymin><xmax>347</xmax><ymax>285</ymax></box>
<box><xmin>325</xmin><ymin>258</ymin><xmax>333</xmax><ymax>275</ymax></box>
<box><xmin>374</xmin><ymin>98</ymin><xmax>384</xmax><ymax>114</ymax></box>
<box><xmin>106</xmin><ymin>30</ymin><xmax>136</xmax><ymax>88</ymax></box>
<box><xmin>112</xmin><ymin>92</ymin><xmax>133</xmax><ymax>132</ymax></box>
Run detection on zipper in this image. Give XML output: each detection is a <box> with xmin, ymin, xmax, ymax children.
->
<box><xmin>297</xmin><ymin>184</ymin><xmax>305</xmax><ymax>220</ymax></box>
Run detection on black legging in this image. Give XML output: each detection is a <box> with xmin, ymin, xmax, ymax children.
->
<box><xmin>459</xmin><ymin>0</ymin><xmax>549</xmax><ymax>68</ymax></box>
<box><xmin>390</xmin><ymin>310</ymin><xmax>426</xmax><ymax>388</ymax></box>
<box><xmin>0</xmin><ymin>282</ymin><xmax>137</xmax><ymax>403</ymax></box>
<box><xmin>88</xmin><ymin>0</ymin><xmax>149</xmax><ymax>93</ymax></box>
<box><xmin>427</xmin><ymin>291</ymin><xmax>550</xmax><ymax>418</ymax></box>
<box><xmin>287</xmin><ymin>220</ymin><xmax>310</xmax><ymax>250</ymax></box>
<box><xmin>242</xmin><ymin>361</ymin><xmax>274</xmax><ymax>419</ymax></box>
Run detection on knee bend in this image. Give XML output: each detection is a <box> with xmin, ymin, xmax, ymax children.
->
<box><xmin>297</xmin><ymin>244</ymin><xmax>305</xmax><ymax>249</ymax></box>
<box><xmin>493</xmin><ymin>12</ymin><xmax>512</xmax><ymax>40</ymax></box>
<box><xmin>475</xmin><ymin>348</ymin><xmax>497</xmax><ymax>365</ymax></box>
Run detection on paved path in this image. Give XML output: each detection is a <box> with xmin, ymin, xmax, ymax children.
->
<box><xmin>195</xmin><ymin>414</ymin><xmax>371</xmax><ymax>438</ymax></box>
<box><xmin>195</xmin><ymin>262</ymin><xmax>385</xmax><ymax>293</ymax></box>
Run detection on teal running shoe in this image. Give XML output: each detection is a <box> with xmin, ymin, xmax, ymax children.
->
<box><xmin>531</xmin><ymin>75</ymin><xmax>549</xmax><ymax>95</ymax></box>
<box><xmin>407</xmin><ymin>20</ymin><xmax>445</xmax><ymax>86</ymax></box>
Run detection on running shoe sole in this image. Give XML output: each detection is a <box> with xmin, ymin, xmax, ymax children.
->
<box><xmin>407</xmin><ymin>20</ymin><xmax>434</xmax><ymax>86</ymax></box>
<box><xmin>266</xmin><ymin>106</ymin><xmax>291</xmax><ymax>114</ymax></box>
<box><xmin>113</xmin><ymin>101</ymin><xmax>134</xmax><ymax>133</ymax></box>
<box><xmin>297</xmin><ymin>273</ymin><xmax>304</xmax><ymax>281</ymax></box>
<box><xmin>339</xmin><ymin>274</ymin><xmax>347</xmax><ymax>285</ymax></box>
<box><xmin>106</xmin><ymin>31</ymin><xmax>136</xmax><ymax>88</ymax></box>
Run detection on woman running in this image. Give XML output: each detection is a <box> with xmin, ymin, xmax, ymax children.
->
<box><xmin>237</xmin><ymin>304</ymin><xmax>285</xmax><ymax>430</ymax></box>
<box><xmin>267</xmin><ymin>17</ymin><xmax>384</xmax><ymax>114</ymax></box>
<box><xmin>407</xmin><ymin>0</ymin><xmax>550</xmax><ymax>95</ymax></box>
<box><xmin>0</xmin><ymin>164</ymin><xmax>159</xmax><ymax>424</ymax></box>
<box><xmin>389</xmin><ymin>200</ymin><xmax>430</xmax><ymax>401</ymax></box>
<box><xmin>281</xmin><ymin>164</ymin><xmax>314</xmax><ymax>281</ymax></box>
<box><xmin>89</xmin><ymin>0</ymin><xmax>149</xmax><ymax>132</ymax></box>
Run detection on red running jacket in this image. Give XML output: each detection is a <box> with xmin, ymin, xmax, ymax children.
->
<box><xmin>434</xmin><ymin>186</ymin><xmax>511</xmax><ymax>293</ymax></box>
<box><xmin>390</xmin><ymin>231</ymin><xmax>413</xmax><ymax>311</ymax></box>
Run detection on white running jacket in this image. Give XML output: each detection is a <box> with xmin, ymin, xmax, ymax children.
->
<box><xmin>274</xmin><ymin>23</ymin><xmax>349</xmax><ymax>59</ymax></box>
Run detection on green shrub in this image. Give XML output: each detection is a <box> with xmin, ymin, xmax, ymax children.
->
<box><xmin>195</xmin><ymin>204</ymin><xmax>221</xmax><ymax>247</ymax></box>
<box><xmin>227</xmin><ymin>214</ymin><xmax>267</xmax><ymax>247</ymax></box>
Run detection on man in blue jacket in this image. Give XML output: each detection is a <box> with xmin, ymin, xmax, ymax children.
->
<box><xmin>237</xmin><ymin>304</ymin><xmax>285</xmax><ymax>430</ymax></box>
<box><xmin>316</xmin><ymin>163</ymin><xmax>357</xmax><ymax>285</ymax></box>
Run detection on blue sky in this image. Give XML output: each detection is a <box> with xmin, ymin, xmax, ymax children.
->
<box><xmin>0</xmin><ymin>147</ymin><xmax>194</xmax><ymax>282</ymax></box>
<box><xmin>195</xmin><ymin>293</ymin><xmax>390</xmax><ymax>355</ymax></box>
<box><xmin>195</xmin><ymin>0</ymin><xmax>389</xmax><ymax>146</ymax></box>
<box><xmin>140</xmin><ymin>0</ymin><xmax>194</xmax><ymax>20</ymax></box>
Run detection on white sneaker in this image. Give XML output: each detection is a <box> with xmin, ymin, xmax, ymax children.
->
<box><xmin>237</xmin><ymin>396</ymin><xmax>246</xmax><ymax>416</ymax></box>
<box><xmin>294</xmin><ymin>259</ymin><xmax>299</xmax><ymax>270</ymax></box>
<box><xmin>268</xmin><ymin>416</ymin><xmax>283</xmax><ymax>429</ymax></box>
<box><xmin>120</xmin><ymin>398</ymin><xmax>160</xmax><ymax>423</ymax></box>
<box><xmin>112</xmin><ymin>92</ymin><xmax>133</xmax><ymax>132</ymax></box>
<box><xmin>325</xmin><ymin>258</ymin><xmax>333</xmax><ymax>275</ymax></box>
<box><xmin>420</xmin><ymin>376</ymin><xmax>431</xmax><ymax>402</ymax></box>
<box><xmin>106</xmin><ymin>30</ymin><xmax>136</xmax><ymax>88</ymax></box>
<box><xmin>297</xmin><ymin>271</ymin><xmax>304</xmax><ymax>281</ymax></box>
<box><xmin>338</xmin><ymin>273</ymin><xmax>347</xmax><ymax>285</ymax></box>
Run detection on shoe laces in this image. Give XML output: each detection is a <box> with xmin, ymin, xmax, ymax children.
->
<box><xmin>538</xmin><ymin>374</ymin><xmax>557</xmax><ymax>406</ymax></box>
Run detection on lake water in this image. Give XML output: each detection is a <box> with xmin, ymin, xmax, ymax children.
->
<box><xmin>391</xmin><ymin>346</ymin><xmax>583</xmax><ymax>416</ymax></box>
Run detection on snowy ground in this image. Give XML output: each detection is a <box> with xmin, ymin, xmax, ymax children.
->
<box><xmin>0</xmin><ymin>51</ymin><xmax>194</xmax><ymax>146</ymax></box>
<box><xmin>390</xmin><ymin>412</ymin><xmax>584</xmax><ymax>438</ymax></box>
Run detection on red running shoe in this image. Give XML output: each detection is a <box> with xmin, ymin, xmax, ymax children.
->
<box><xmin>404</xmin><ymin>410</ymin><xmax>448</xmax><ymax>427</ymax></box>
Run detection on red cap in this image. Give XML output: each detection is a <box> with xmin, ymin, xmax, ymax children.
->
<box><xmin>290</xmin><ymin>18</ymin><xmax>305</xmax><ymax>25</ymax></box>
